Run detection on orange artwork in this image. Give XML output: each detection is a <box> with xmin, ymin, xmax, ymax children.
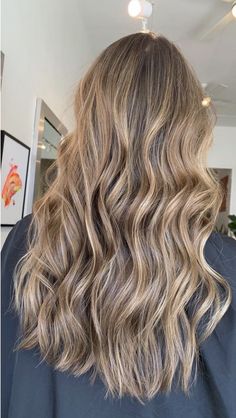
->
<box><xmin>1</xmin><ymin>164</ymin><xmax>22</xmax><ymax>207</ymax></box>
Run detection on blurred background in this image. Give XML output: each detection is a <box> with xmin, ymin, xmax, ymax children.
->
<box><xmin>1</xmin><ymin>0</ymin><xmax>236</xmax><ymax>243</ymax></box>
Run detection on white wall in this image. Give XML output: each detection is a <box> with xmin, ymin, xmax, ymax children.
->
<box><xmin>209</xmin><ymin>126</ymin><xmax>236</xmax><ymax>215</ymax></box>
<box><xmin>1</xmin><ymin>0</ymin><xmax>93</xmax><ymax>245</ymax></box>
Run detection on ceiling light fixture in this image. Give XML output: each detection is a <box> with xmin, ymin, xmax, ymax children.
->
<box><xmin>128</xmin><ymin>0</ymin><xmax>153</xmax><ymax>32</ymax></box>
<box><xmin>38</xmin><ymin>144</ymin><xmax>46</xmax><ymax>149</ymax></box>
<box><xmin>202</xmin><ymin>96</ymin><xmax>212</xmax><ymax>107</ymax></box>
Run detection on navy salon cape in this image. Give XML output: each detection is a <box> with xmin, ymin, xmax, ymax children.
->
<box><xmin>1</xmin><ymin>214</ymin><xmax>236</xmax><ymax>418</ymax></box>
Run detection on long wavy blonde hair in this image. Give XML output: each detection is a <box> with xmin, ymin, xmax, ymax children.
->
<box><xmin>14</xmin><ymin>32</ymin><xmax>231</xmax><ymax>403</ymax></box>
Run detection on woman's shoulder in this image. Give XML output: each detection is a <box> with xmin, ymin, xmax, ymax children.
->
<box><xmin>1</xmin><ymin>214</ymin><xmax>33</xmax><ymax>271</ymax></box>
<box><xmin>205</xmin><ymin>231</ymin><xmax>236</xmax><ymax>309</ymax></box>
<box><xmin>205</xmin><ymin>231</ymin><xmax>236</xmax><ymax>273</ymax></box>
<box><xmin>2</xmin><ymin>214</ymin><xmax>32</xmax><ymax>248</ymax></box>
<box><xmin>208</xmin><ymin>230</ymin><xmax>236</xmax><ymax>254</ymax></box>
<box><xmin>12</xmin><ymin>213</ymin><xmax>33</xmax><ymax>239</ymax></box>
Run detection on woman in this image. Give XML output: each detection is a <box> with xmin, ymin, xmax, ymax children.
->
<box><xmin>2</xmin><ymin>32</ymin><xmax>236</xmax><ymax>418</ymax></box>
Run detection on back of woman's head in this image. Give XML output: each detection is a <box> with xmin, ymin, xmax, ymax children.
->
<box><xmin>14</xmin><ymin>32</ymin><xmax>231</xmax><ymax>403</ymax></box>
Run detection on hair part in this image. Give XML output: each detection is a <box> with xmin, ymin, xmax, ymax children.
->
<box><xmin>14</xmin><ymin>32</ymin><xmax>231</xmax><ymax>403</ymax></box>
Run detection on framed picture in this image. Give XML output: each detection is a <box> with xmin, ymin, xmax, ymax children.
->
<box><xmin>1</xmin><ymin>130</ymin><xmax>30</xmax><ymax>226</ymax></box>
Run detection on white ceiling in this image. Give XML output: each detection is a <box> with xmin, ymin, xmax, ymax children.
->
<box><xmin>78</xmin><ymin>0</ymin><xmax>236</xmax><ymax>126</ymax></box>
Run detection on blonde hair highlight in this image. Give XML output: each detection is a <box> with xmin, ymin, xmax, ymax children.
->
<box><xmin>14</xmin><ymin>33</ymin><xmax>231</xmax><ymax>403</ymax></box>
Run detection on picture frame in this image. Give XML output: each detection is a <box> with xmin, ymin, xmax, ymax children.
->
<box><xmin>1</xmin><ymin>130</ymin><xmax>30</xmax><ymax>226</ymax></box>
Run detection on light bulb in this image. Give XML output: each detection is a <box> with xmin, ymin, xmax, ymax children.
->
<box><xmin>128</xmin><ymin>0</ymin><xmax>141</xmax><ymax>17</ymax></box>
<box><xmin>232</xmin><ymin>3</ymin><xmax>236</xmax><ymax>18</ymax></box>
<box><xmin>128</xmin><ymin>0</ymin><xmax>152</xmax><ymax>19</ymax></box>
<box><xmin>38</xmin><ymin>143</ymin><xmax>46</xmax><ymax>149</ymax></box>
<box><xmin>202</xmin><ymin>96</ymin><xmax>211</xmax><ymax>107</ymax></box>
